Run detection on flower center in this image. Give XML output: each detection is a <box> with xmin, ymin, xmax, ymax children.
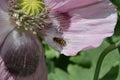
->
<box><xmin>9</xmin><ymin>0</ymin><xmax>49</xmax><ymax>34</ymax></box>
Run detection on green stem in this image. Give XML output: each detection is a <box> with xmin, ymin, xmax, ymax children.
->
<box><xmin>93</xmin><ymin>41</ymin><xmax>120</xmax><ymax>80</ymax></box>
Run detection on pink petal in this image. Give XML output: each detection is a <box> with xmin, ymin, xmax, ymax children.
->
<box><xmin>43</xmin><ymin>0</ymin><xmax>117</xmax><ymax>56</ymax></box>
<box><xmin>0</xmin><ymin>56</ymin><xmax>15</xmax><ymax>80</ymax></box>
<box><xmin>0</xmin><ymin>0</ymin><xmax>9</xmax><ymax>11</ymax></box>
<box><xmin>0</xmin><ymin>30</ymin><xmax>47</xmax><ymax>80</ymax></box>
<box><xmin>39</xmin><ymin>25</ymin><xmax>63</xmax><ymax>52</ymax></box>
<box><xmin>0</xmin><ymin>52</ymin><xmax>47</xmax><ymax>80</ymax></box>
<box><xmin>15</xmin><ymin>52</ymin><xmax>47</xmax><ymax>80</ymax></box>
<box><xmin>0</xmin><ymin>8</ymin><xmax>15</xmax><ymax>47</ymax></box>
<box><xmin>45</xmin><ymin>0</ymin><xmax>105</xmax><ymax>12</ymax></box>
<box><xmin>60</xmin><ymin>0</ymin><xmax>117</xmax><ymax>56</ymax></box>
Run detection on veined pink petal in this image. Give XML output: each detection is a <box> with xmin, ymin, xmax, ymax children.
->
<box><xmin>0</xmin><ymin>30</ymin><xmax>47</xmax><ymax>80</ymax></box>
<box><xmin>0</xmin><ymin>51</ymin><xmax>47</xmax><ymax>80</ymax></box>
<box><xmin>0</xmin><ymin>56</ymin><xmax>14</xmax><ymax>80</ymax></box>
<box><xmin>45</xmin><ymin>0</ymin><xmax>105</xmax><ymax>12</ymax></box>
<box><xmin>38</xmin><ymin>24</ymin><xmax>63</xmax><ymax>52</ymax></box>
<box><xmin>42</xmin><ymin>0</ymin><xmax>117</xmax><ymax>56</ymax></box>
<box><xmin>0</xmin><ymin>8</ymin><xmax>15</xmax><ymax>47</ymax></box>
<box><xmin>60</xmin><ymin>0</ymin><xmax>117</xmax><ymax>56</ymax></box>
<box><xmin>15</xmin><ymin>51</ymin><xmax>47</xmax><ymax>80</ymax></box>
<box><xmin>0</xmin><ymin>0</ymin><xmax>9</xmax><ymax>11</ymax></box>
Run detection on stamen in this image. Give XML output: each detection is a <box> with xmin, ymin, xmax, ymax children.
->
<box><xmin>33</xmin><ymin>31</ymin><xmax>37</xmax><ymax>35</ymax></box>
<box><xmin>8</xmin><ymin>0</ymin><xmax>49</xmax><ymax>34</ymax></box>
<box><xmin>16</xmin><ymin>21</ymin><xmax>21</xmax><ymax>26</ymax></box>
<box><xmin>13</xmin><ymin>13</ymin><xmax>19</xmax><ymax>19</ymax></box>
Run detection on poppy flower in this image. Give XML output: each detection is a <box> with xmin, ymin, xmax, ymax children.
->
<box><xmin>0</xmin><ymin>0</ymin><xmax>118</xmax><ymax>80</ymax></box>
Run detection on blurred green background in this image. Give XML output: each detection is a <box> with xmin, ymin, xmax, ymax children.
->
<box><xmin>44</xmin><ymin>0</ymin><xmax>120</xmax><ymax>80</ymax></box>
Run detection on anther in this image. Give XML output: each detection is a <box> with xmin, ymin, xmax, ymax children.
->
<box><xmin>16</xmin><ymin>21</ymin><xmax>21</xmax><ymax>26</ymax></box>
<box><xmin>41</xmin><ymin>25</ymin><xmax>45</xmax><ymax>28</ymax></box>
<box><xmin>33</xmin><ymin>31</ymin><xmax>37</xmax><ymax>35</ymax></box>
<box><xmin>13</xmin><ymin>13</ymin><xmax>19</xmax><ymax>19</ymax></box>
<box><xmin>25</xmin><ymin>28</ymin><xmax>28</xmax><ymax>31</ymax></box>
<box><xmin>20</xmin><ymin>17</ymin><xmax>24</xmax><ymax>22</ymax></box>
<box><xmin>30</xmin><ymin>28</ymin><xmax>33</xmax><ymax>31</ymax></box>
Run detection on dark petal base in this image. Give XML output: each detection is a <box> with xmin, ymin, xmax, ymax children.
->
<box><xmin>0</xmin><ymin>29</ymin><xmax>42</xmax><ymax>77</ymax></box>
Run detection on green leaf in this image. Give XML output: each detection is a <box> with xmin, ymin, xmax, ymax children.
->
<box><xmin>68</xmin><ymin>64</ymin><xmax>92</xmax><ymax>80</ymax></box>
<box><xmin>43</xmin><ymin>41</ymin><xmax>60</xmax><ymax>59</ymax></box>
<box><xmin>48</xmin><ymin>40</ymin><xmax>120</xmax><ymax>80</ymax></box>
<box><xmin>100</xmin><ymin>65</ymin><xmax>119</xmax><ymax>80</ymax></box>
<box><xmin>84</xmin><ymin>40</ymin><xmax>120</xmax><ymax>80</ymax></box>
<box><xmin>70</xmin><ymin>52</ymin><xmax>92</xmax><ymax>68</ymax></box>
<box><xmin>45</xmin><ymin>46</ymin><xmax>60</xmax><ymax>59</ymax></box>
<box><xmin>48</xmin><ymin>68</ymin><xmax>71</xmax><ymax>80</ymax></box>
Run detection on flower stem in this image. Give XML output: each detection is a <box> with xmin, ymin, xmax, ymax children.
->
<box><xmin>93</xmin><ymin>41</ymin><xmax>120</xmax><ymax>80</ymax></box>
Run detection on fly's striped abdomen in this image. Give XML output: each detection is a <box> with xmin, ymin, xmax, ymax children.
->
<box><xmin>53</xmin><ymin>37</ymin><xmax>66</xmax><ymax>47</ymax></box>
